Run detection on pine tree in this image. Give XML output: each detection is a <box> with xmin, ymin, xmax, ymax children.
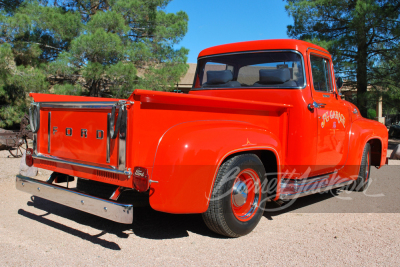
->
<box><xmin>285</xmin><ymin>0</ymin><xmax>400</xmax><ymax>117</ymax></box>
<box><xmin>0</xmin><ymin>0</ymin><xmax>189</xmax><ymax>128</ymax></box>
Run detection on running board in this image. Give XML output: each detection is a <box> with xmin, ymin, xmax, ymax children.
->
<box><xmin>279</xmin><ymin>173</ymin><xmax>353</xmax><ymax>200</ymax></box>
<box><xmin>16</xmin><ymin>175</ymin><xmax>133</xmax><ymax>224</ymax></box>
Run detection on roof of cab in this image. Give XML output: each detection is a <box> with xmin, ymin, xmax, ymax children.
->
<box><xmin>197</xmin><ymin>39</ymin><xmax>330</xmax><ymax>59</ymax></box>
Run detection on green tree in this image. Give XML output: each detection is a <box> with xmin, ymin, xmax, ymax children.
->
<box><xmin>0</xmin><ymin>0</ymin><xmax>188</xmax><ymax>128</ymax></box>
<box><xmin>370</xmin><ymin>45</ymin><xmax>400</xmax><ymax>115</ymax></box>
<box><xmin>285</xmin><ymin>0</ymin><xmax>400</xmax><ymax>117</ymax></box>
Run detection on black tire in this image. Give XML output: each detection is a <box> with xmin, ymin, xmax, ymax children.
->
<box><xmin>202</xmin><ymin>154</ymin><xmax>267</xmax><ymax>237</ymax></box>
<box><xmin>352</xmin><ymin>143</ymin><xmax>371</xmax><ymax>192</ymax></box>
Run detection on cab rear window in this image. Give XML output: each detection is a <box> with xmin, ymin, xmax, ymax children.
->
<box><xmin>193</xmin><ymin>51</ymin><xmax>305</xmax><ymax>89</ymax></box>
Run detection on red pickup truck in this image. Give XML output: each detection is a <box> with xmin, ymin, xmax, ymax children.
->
<box><xmin>17</xmin><ymin>39</ymin><xmax>388</xmax><ymax>237</ymax></box>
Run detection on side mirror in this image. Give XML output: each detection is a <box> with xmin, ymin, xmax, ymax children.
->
<box><xmin>336</xmin><ymin>77</ymin><xmax>343</xmax><ymax>90</ymax></box>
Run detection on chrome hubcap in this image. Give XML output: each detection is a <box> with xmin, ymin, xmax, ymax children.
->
<box><xmin>232</xmin><ymin>181</ymin><xmax>248</xmax><ymax>207</ymax></box>
<box><xmin>231</xmin><ymin>169</ymin><xmax>261</xmax><ymax>221</ymax></box>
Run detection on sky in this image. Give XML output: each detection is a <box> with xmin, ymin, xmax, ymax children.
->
<box><xmin>165</xmin><ymin>0</ymin><xmax>294</xmax><ymax>63</ymax></box>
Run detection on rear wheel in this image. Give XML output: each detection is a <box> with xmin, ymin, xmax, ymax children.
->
<box><xmin>352</xmin><ymin>143</ymin><xmax>371</xmax><ymax>192</ymax></box>
<box><xmin>202</xmin><ymin>154</ymin><xmax>267</xmax><ymax>237</ymax></box>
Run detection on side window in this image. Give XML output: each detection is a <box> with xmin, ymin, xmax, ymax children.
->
<box><xmin>310</xmin><ymin>55</ymin><xmax>333</xmax><ymax>92</ymax></box>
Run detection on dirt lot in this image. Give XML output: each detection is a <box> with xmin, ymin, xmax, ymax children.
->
<box><xmin>1</xmin><ymin>149</ymin><xmax>400</xmax><ymax>266</ymax></box>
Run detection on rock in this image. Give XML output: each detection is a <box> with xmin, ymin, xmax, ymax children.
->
<box><xmin>390</xmin><ymin>144</ymin><xmax>400</xmax><ymax>160</ymax></box>
<box><xmin>19</xmin><ymin>151</ymin><xmax>38</xmax><ymax>177</ymax></box>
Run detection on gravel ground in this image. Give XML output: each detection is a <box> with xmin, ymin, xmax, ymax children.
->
<box><xmin>1</xmin><ymin>149</ymin><xmax>400</xmax><ymax>266</ymax></box>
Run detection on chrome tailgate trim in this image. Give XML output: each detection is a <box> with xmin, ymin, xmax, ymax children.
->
<box><xmin>16</xmin><ymin>175</ymin><xmax>133</xmax><ymax>224</ymax></box>
<box><xmin>33</xmin><ymin>154</ymin><xmax>132</xmax><ymax>176</ymax></box>
<box><xmin>40</xmin><ymin>102</ymin><xmax>120</xmax><ymax>109</ymax></box>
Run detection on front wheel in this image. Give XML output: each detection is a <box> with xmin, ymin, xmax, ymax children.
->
<box><xmin>202</xmin><ymin>154</ymin><xmax>268</xmax><ymax>237</ymax></box>
<box><xmin>352</xmin><ymin>143</ymin><xmax>371</xmax><ymax>192</ymax></box>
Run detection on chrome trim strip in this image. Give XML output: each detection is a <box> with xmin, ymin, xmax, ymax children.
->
<box><xmin>107</xmin><ymin>113</ymin><xmax>111</xmax><ymax>163</ymax></box>
<box><xmin>280</xmin><ymin>180</ymin><xmax>353</xmax><ymax>200</ymax></box>
<box><xmin>47</xmin><ymin>112</ymin><xmax>51</xmax><ymax>154</ymax></box>
<box><xmin>118</xmin><ymin>107</ymin><xmax>127</xmax><ymax>171</ymax></box>
<box><xmin>33</xmin><ymin>154</ymin><xmax>132</xmax><ymax>176</ymax></box>
<box><xmin>281</xmin><ymin>172</ymin><xmax>336</xmax><ymax>186</ymax></box>
<box><xmin>16</xmin><ymin>175</ymin><xmax>133</xmax><ymax>224</ymax></box>
<box><xmin>194</xmin><ymin>50</ymin><xmax>307</xmax><ymax>90</ymax></box>
<box><xmin>40</xmin><ymin>102</ymin><xmax>120</xmax><ymax>109</ymax></box>
<box><xmin>306</xmin><ymin>47</ymin><xmax>331</xmax><ymax>55</ymax></box>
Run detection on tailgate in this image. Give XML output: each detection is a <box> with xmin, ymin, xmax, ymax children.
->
<box><xmin>40</xmin><ymin>103</ymin><xmax>119</xmax><ymax>165</ymax></box>
<box><xmin>29</xmin><ymin>95</ymin><xmax>132</xmax><ymax>186</ymax></box>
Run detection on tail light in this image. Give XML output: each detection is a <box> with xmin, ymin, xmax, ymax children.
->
<box><xmin>133</xmin><ymin>167</ymin><xmax>150</xmax><ymax>192</ymax></box>
<box><xmin>26</xmin><ymin>148</ymin><xmax>33</xmax><ymax>167</ymax></box>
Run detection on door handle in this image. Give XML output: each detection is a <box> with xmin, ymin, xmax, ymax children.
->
<box><xmin>308</xmin><ymin>101</ymin><xmax>326</xmax><ymax>111</ymax></box>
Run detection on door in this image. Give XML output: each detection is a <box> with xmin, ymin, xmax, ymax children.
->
<box><xmin>309</xmin><ymin>53</ymin><xmax>350</xmax><ymax>175</ymax></box>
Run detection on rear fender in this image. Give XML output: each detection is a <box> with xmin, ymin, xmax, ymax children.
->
<box><xmin>339</xmin><ymin>118</ymin><xmax>388</xmax><ymax>179</ymax></box>
<box><xmin>149</xmin><ymin>120</ymin><xmax>282</xmax><ymax>213</ymax></box>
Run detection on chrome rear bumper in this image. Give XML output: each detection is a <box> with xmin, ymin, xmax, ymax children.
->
<box><xmin>16</xmin><ymin>175</ymin><xmax>133</xmax><ymax>224</ymax></box>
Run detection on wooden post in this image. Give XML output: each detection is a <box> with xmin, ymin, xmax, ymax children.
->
<box><xmin>376</xmin><ymin>96</ymin><xmax>385</xmax><ymax>124</ymax></box>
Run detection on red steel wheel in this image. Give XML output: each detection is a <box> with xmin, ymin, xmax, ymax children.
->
<box><xmin>231</xmin><ymin>169</ymin><xmax>261</xmax><ymax>222</ymax></box>
<box><xmin>202</xmin><ymin>154</ymin><xmax>268</xmax><ymax>237</ymax></box>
